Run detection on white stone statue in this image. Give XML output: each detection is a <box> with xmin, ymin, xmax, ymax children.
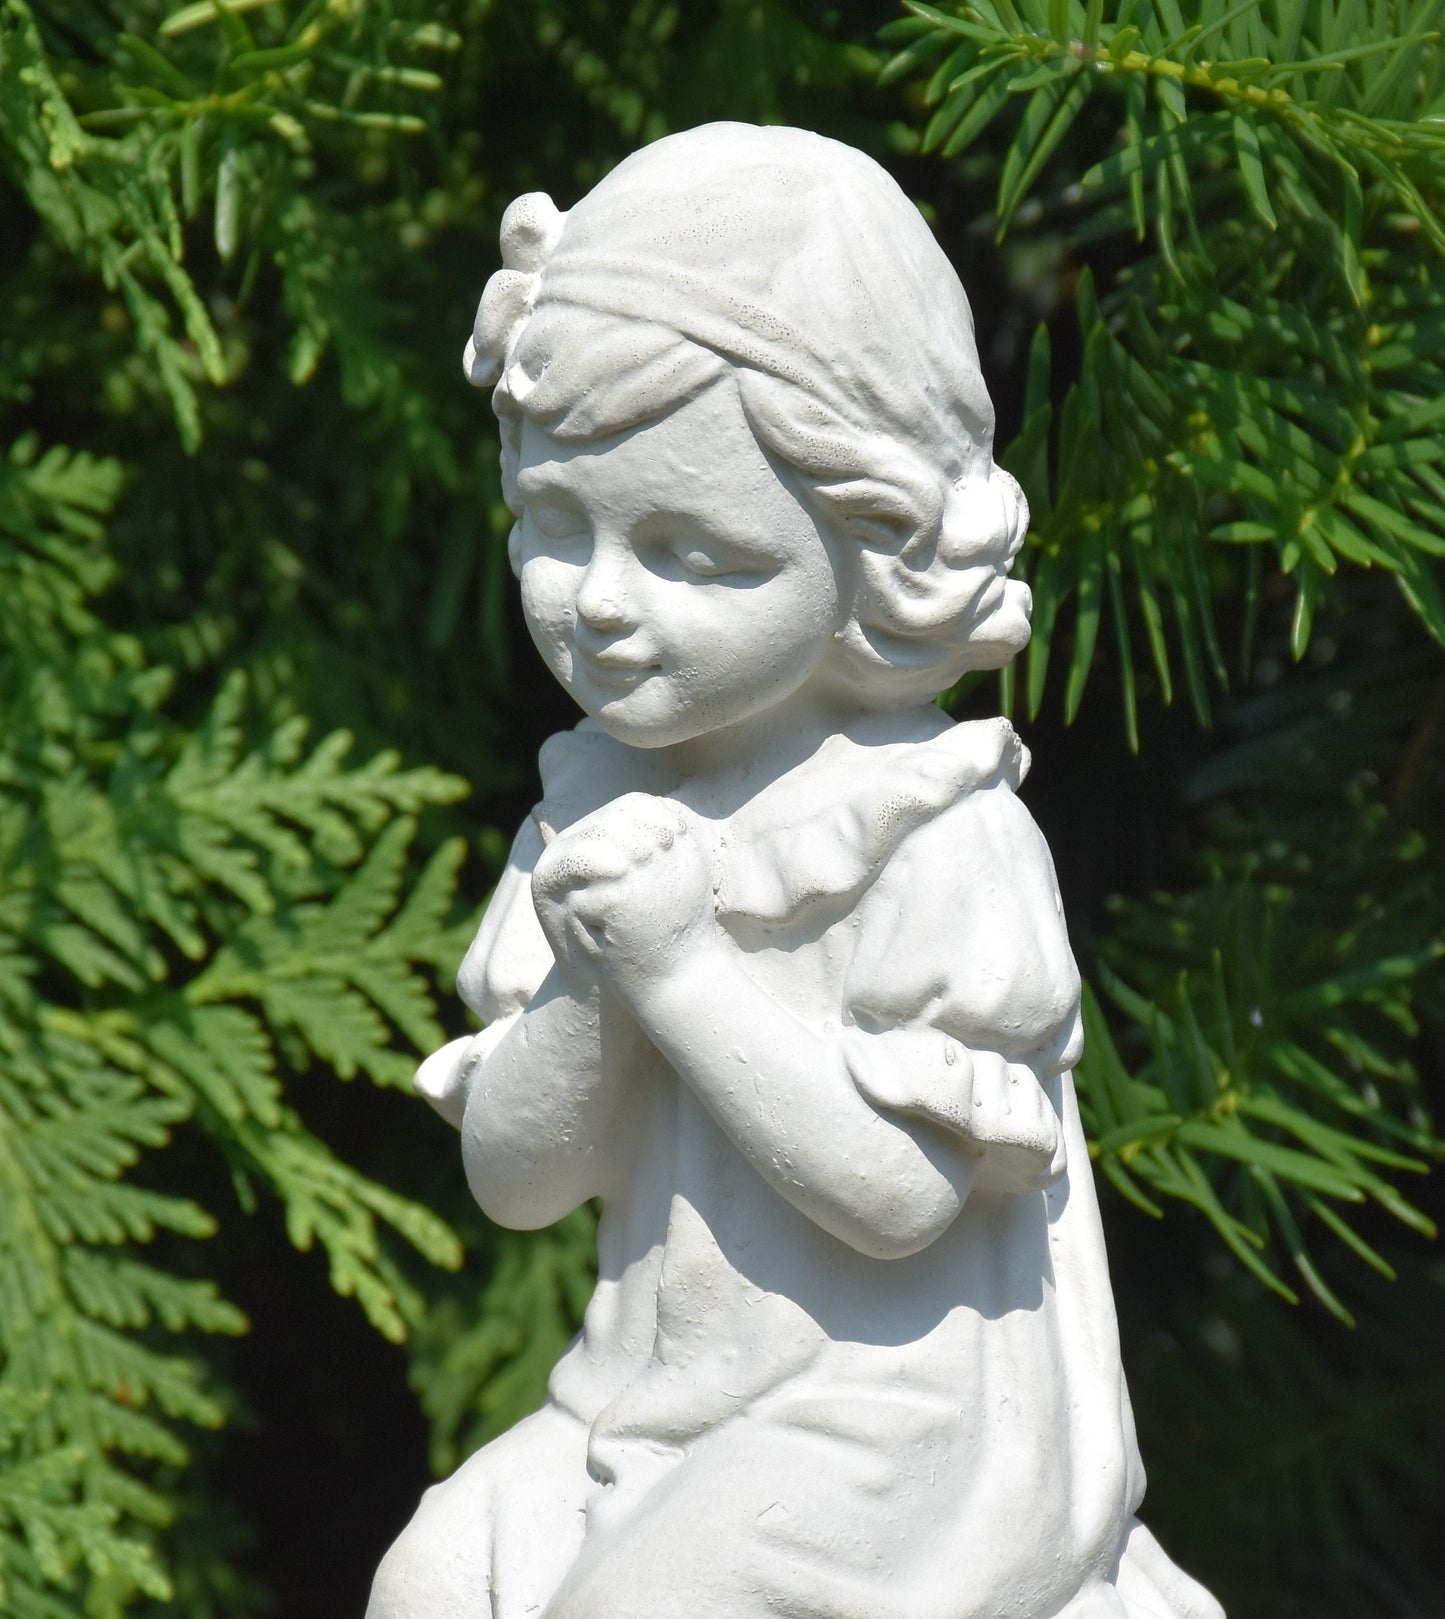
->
<box><xmin>368</xmin><ymin>122</ymin><xmax>1224</xmax><ymax>1619</ymax></box>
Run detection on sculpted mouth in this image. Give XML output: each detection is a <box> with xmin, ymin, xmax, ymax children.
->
<box><xmin>592</xmin><ymin>652</ymin><xmax>660</xmax><ymax>670</ymax></box>
<box><xmin>944</xmin><ymin>564</ymin><xmax>1007</xmax><ymax>624</ymax></box>
<box><xmin>576</xmin><ymin>646</ymin><xmax>663</xmax><ymax>686</ymax></box>
<box><xmin>970</xmin><ymin>571</ymin><xmax>1006</xmax><ymax>618</ymax></box>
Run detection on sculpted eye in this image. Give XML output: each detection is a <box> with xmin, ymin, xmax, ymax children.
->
<box><xmin>671</xmin><ymin>535</ymin><xmax>776</xmax><ymax>580</ymax></box>
<box><xmin>676</xmin><ymin>547</ymin><xmax>731</xmax><ymax>578</ymax></box>
<box><xmin>844</xmin><ymin>513</ymin><xmax>915</xmax><ymax>552</ymax></box>
<box><xmin>673</xmin><ymin>544</ymin><xmax>777</xmax><ymax>581</ymax></box>
<box><xmin>526</xmin><ymin>502</ymin><xmax>589</xmax><ymax>544</ymax></box>
<box><xmin>632</xmin><ymin>516</ymin><xmax>775</xmax><ymax>581</ymax></box>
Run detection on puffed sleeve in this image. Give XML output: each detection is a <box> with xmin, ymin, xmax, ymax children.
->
<box><xmin>832</xmin><ymin>775</ymin><xmax>1082</xmax><ymax>1196</ymax></box>
<box><xmin>844</xmin><ymin>778</ymin><xmax>1083</xmax><ymax>1071</ymax></box>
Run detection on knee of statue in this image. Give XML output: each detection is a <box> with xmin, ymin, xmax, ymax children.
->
<box><xmin>365</xmin><ymin>1477</ymin><xmax>485</xmax><ymax>1619</ymax></box>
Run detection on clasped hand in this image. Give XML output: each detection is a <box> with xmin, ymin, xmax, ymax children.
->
<box><xmin>531</xmin><ymin>792</ymin><xmax>719</xmax><ymax>998</ymax></box>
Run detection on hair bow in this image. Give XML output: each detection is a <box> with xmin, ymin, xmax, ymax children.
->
<box><xmin>463</xmin><ymin>193</ymin><xmax>567</xmax><ymax>388</ymax></box>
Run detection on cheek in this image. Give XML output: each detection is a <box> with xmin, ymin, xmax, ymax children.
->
<box><xmin>519</xmin><ymin>560</ymin><xmax>579</xmax><ymax>658</ymax></box>
<box><xmin>699</xmin><ymin>570</ymin><xmax>839</xmax><ymax>683</ymax></box>
<box><xmin>768</xmin><ymin>555</ymin><xmax>842</xmax><ymax>657</ymax></box>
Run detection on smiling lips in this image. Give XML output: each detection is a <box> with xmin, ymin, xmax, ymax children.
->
<box><xmin>968</xmin><ymin>571</ymin><xmax>1007</xmax><ymax>619</ymax></box>
<box><xmin>576</xmin><ymin>643</ymin><xmax>663</xmax><ymax>687</ymax></box>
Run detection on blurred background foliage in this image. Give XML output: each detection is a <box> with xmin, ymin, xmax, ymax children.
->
<box><xmin>0</xmin><ymin>0</ymin><xmax>1442</xmax><ymax>1614</ymax></box>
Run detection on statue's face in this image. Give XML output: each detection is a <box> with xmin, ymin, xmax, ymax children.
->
<box><xmin>514</xmin><ymin>381</ymin><xmax>843</xmax><ymax>750</ymax></box>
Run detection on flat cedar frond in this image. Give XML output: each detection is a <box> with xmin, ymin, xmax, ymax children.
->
<box><xmin>0</xmin><ymin>444</ymin><xmax>469</xmax><ymax>1613</ymax></box>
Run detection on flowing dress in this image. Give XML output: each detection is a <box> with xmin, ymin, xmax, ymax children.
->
<box><xmin>367</xmin><ymin>716</ymin><xmax>1224</xmax><ymax>1619</ymax></box>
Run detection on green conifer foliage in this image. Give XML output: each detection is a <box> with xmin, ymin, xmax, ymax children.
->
<box><xmin>883</xmin><ymin>0</ymin><xmax>1445</xmax><ymax>1305</ymax></box>
<box><xmin>0</xmin><ymin>433</ymin><xmax>468</xmax><ymax>1610</ymax></box>
<box><xmin>2</xmin><ymin>0</ymin><xmax>1442</xmax><ymax>1613</ymax></box>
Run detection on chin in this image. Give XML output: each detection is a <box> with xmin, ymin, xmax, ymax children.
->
<box><xmin>590</xmin><ymin>718</ymin><xmax>682</xmax><ymax>751</ymax></box>
<box><xmin>966</xmin><ymin>584</ymin><xmax>1033</xmax><ymax>665</ymax></box>
<box><xmin>582</xmin><ymin>695</ymin><xmax>694</xmax><ymax>751</ymax></box>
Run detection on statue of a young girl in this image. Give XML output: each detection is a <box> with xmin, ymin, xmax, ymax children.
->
<box><xmin>368</xmin><ymin>123</ymin><xmax>1223</xmax><ymax>1619</ymax></box>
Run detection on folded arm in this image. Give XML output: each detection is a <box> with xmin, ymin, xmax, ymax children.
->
<box><xmin>459</xmin><ymin>964</ymin><xmax>648</xmax><ymax>1227</ymax></box>
<box><xmin>627</xmin><ymin>945</ymin><xmax>975</xmax><ymax>1258</ymax></box>
<box><xmin>415</xmin><ymin>815</ymin><xmax>648</xmax><ymax>1229</ymax></box>
<box><xmin>533</xmin><ymin>787</ymin><xmax>1082</xmax><ymax>1260</ymax></box>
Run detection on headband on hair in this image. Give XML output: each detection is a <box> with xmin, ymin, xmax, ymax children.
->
<box><xmin>465</xmin><ymin>123</ymin><xmax>996</xmax><ymax>476</ymax></box>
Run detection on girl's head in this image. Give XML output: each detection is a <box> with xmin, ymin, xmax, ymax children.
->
<box><xmin>466</xmin><ymin>123</ymin><xmax>1031</xmax><ymax>723</ymax></box>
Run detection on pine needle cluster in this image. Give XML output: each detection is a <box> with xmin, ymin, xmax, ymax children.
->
<box><xmin>881</xmin><ymin>0</ymin><xmax>1445</xmax><ymax>1312</ymax></box>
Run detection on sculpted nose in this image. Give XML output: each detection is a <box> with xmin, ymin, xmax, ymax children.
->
<box><xmin>575</xmin><ymin>543</ymin><xmax>633</xmax><ymax>632</ymax></box>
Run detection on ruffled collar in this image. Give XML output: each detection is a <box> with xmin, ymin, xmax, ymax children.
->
<box><xmin>531</xmin><ymin>716</ymin><xmax>1028</xmax><ymax>934</ymax></box>
<box><xmin>713</xmin><ymin>717</ymin><xmax>1027</xmax><ymax>930</ymax></box>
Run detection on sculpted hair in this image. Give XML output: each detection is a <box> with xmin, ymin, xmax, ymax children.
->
<box><xmin>467</xmin><ymin>124</ymin><xmax>1033</xmax><ymax>707</ymax></box>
